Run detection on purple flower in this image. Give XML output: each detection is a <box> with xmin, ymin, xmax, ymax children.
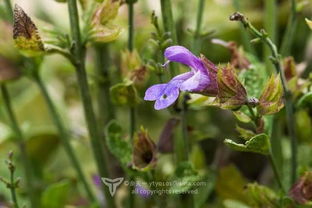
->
<box><xmin>135</xmin><ymin>184</ymin><xmax>152</xmax><ymax>198</ymax></box>
<box><xmin>144</xmin><ymin>46</ymin><xmax>218</xmax><ymax>110</ymax></box>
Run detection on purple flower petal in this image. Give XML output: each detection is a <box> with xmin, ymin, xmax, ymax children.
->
<box><xmin>171</xmin><ymin>71</ymin><xmax>194</xmax><ymax>82</ymax></box>
<box><xmin>180</xmin><ymin>71</ymin><xmax>210</xmax><ymax>92</ymax></box>
<box><xmin>164</xmin><ymin>46</ymin><xmax>205</xmax><ymax>71</ymax></box>
<box><xmin>144</xmin><ymin>84</ymin><xmax>167</xmax><ymax>101</ymax></box>
<box><xmin>154</xmin><ymin>84</ymin><xmax>180</xmax><ymax>110</ymax></box>
<box><xmin>135</xmin><ymin>184</ymin><xmax>151</xmax><ymax>198</ymax></box>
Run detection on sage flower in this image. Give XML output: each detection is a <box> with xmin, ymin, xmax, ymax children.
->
<box><xmin>144</xmin><ymin>46</ymin><xmax>218</xmax><ymax>110</ymax></box>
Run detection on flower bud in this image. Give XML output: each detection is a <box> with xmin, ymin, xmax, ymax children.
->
<box><xmin>215</xmin><ymin>64</ymin><xmax>247</xmax><ymax>110</ymax></box>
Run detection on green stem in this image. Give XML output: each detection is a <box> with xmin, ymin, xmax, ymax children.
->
<box><xmin>9</xmin><ymin>166</ymin><xmax>19</xmax><ymax>208</ymax></box>
<box><xmin>66</xmin><ymin>0</ymin><xmax>115</xmax><ymax>207</ymax></box>
<box><xmin>0</xmin><ymin>85</ymin><xmax>37</xmax><ymax>208</ymax></box>
<box><xmin>232</xmin><ymin>0</ymin><xmax>255</xmax><ymax>54</ymax></box>
<box><xmin>160</xmin><ymin>0</ymin><xmax>177</xmax><ymax>44</ymax></box>
<box><xmin>264</xmin><ymin>0</ymin><xmax>277</xmax><ymax>74</ymax></box>
<box><xmin>268</xmin><ymin>154</ymin><xmax>286</xmax><ymax>193</ymax></box>
<box><xmin>33</xmin><ymin>73</ymin><xmax>96</xmax><ymax>203</ymax></box>
<box><xmin>160</xmin><ymin>0</ymin><xmax>178</xmax><ymax>77</ymax></box>
<box><xmin>181</xmin><ymin>94</ymin><xmax>190</xmax><ymax>161</ymax></box>
<box><xmin>127</xmin><ymin>1</ymin><xmax>136</xmax><ymax>208</ymax></box>
<box><xmin>94</xmin><ymin>44</ymin><xmax>115</xmax><ymax>125</ymax></box>
<box><xmin>4</xmin><ymin>0</ymin><xmax>13</xmax><ymax>22</ymax></box>
<box><xmin>193</xmin><ymin>0</ymin><xmax>205</xmax><ymax>54</ymax></box>
<box><xmin>280</xmin><ymin>0</ymin><xmax>298</xmax><ymax>56</ymax></box>
<box><xmin>128</xmin><ymin>2</ymin><xmax>134</xmax><ymax>51</ymax></box>
<box><xmin>230</xmin><ymin>12</ymin><xmax>297</xmax><ymax>183</ymax></box>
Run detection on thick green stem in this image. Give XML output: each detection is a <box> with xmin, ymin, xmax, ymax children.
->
<box><xmin>264</xmin><ymin>0</ymin><xmax>277</xmax><ymax>74</ymax></box>
<box><xmin>160</xmin><ymin>0</ymin><xmax>178</xmax><ymax>76</ymax></box>
<box><xmin>193</xmin><ymin>0</ymin><xmax>205</xmax><ymax>54</ymax></box>
<box><xmin>66</xmin><ymin>0</ymin><xmax>115</xmax><ymax>207</ymax></box>
<box><xmin>94</xmin><ymin>44</ymin><xmax>115</xmax><ymax>125</ymax></box>
<box><xmin>280</xmin><ymin>0</ymin><xmax>298</xmax><ymax>56</ymax></box>
<box><xmin>0</xmin><ymin>85</ymin><xmax>37</xmax><ymax>208</ymax></box>
<box><xmin>33</xmin><ymin>73</ymin><xmax>96</xmax><ymax>203</ymax></box>
<box><xmin>230</xmin><ymin>12</ymin><xmax>298</xmax><ymax>183</ymax></box>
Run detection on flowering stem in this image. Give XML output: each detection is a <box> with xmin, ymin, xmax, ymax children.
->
<box><xmin>160</xmin><ymin>0</ymin><xmax>177</xmax><ymax>44</ymax></box>
<box><xmin>0</xmin><ymin>85</ymin><xmax>37</xmax><ymax>208</ymax></box>
<box><xmin>264</xmin><ymin>0</ymin><xmax>277</xmax><ymax>74</ymax></box>
<box><xmin>230</xmin><ymin>12</ymin><xmax>298</xmax><ymax>184</ymax></box>
<box><xmin>193</xmin><ymin>0</ymin><xmax>205</xmax><ymax>54</ymax></box>
<box><xmin>94</xmin><ymin>44</ymin><xmax>115</xmax><ymax>125</ymax></box>
<box><xmin>280</xmin><ymin>0</ymin><xmax>297</xmax><ymax>56</ymax></box>
<box><xmin>66</xmin><ymin>0</ymin><xmax>115</xmax><ymax>206</ymax></box>
<box><xmin>160</xmin><ymin>0</ymin><xmax>178</xmax><ymax>77</ymax></box>
<box><xmin>33</xmin><ymin>73</ymin><xmax>96</xmax><ymax>203</ymax></box>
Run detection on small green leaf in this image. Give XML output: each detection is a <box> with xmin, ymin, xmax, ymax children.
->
<box><xmin>233</xmin><ymin>111</ymin><xmax>251</xmax><ymax>123</ymax></box>
<box><xmin>224</xmin><ymin>133</ymin><xmax>270</xmax><ymax>155</ymax></box>
<box><xmin>297</xmin><ymin>92</ymin><xmax>312</xmax><ymax>109</ymax></box>
<box><xmin>105</xmin><ymin>121</ymin><xmax>132</xmax><ymax>167</ymax></box>
<box><xmin>110</xmin><ymin>81</ymin><xmax>140</xmax><ymax>107</ymax></box>
<box><xmin>41</xmin><ymin>180</ymin><xmax>71</xmax><ymax>208</ymax></box>
<box><xmin>13</xmin><ymin>5</ymin><xmax>45</xmax><ymax>56</ymax></box>
<box><xmin>257</xmin><ymin>75</ymin><xmax>284</xmax><ymax>115</ymax></box>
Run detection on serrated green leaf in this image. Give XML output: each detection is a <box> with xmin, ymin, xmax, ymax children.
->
<box><xmin>170</xmin><ymin>162</ymin><xmax>203</xmax><ymax>194</ymax></box>
<box><xmin>224</xmin><ymin>133</ymin><xmax>270</xmax><ymax>155</ymax></box>
<box><xmin>239</xmin><ymin>65</ymin><xmax>264</xmax><ymax>98</ymax></box>
<box><xmin>105</xmin><ymin>121</ymin><xmax>132</xmax><ymax>167</ymax></box>
<box><xmin>257</xmin><ymin>75</ymin><xmax>284</xmax><ymax>115</ymax></box>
